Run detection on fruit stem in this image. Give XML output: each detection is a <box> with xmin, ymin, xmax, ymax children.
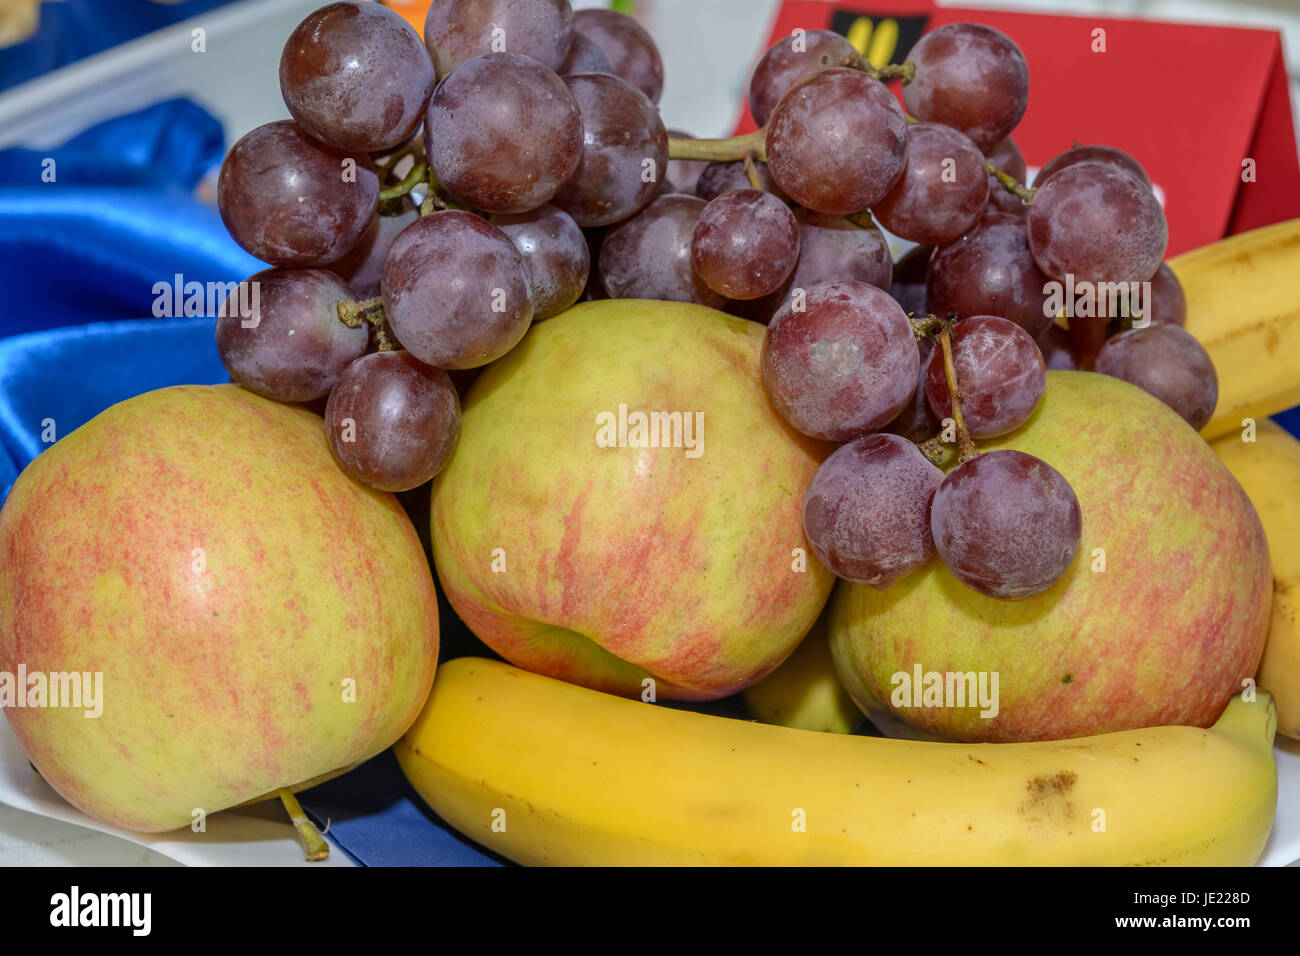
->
<box><xmin>938</xmin><ymin>323</ymin><xmax>979</xmax><ymax>462</ymax></box>
<box><xmin>917</xmin><ymin>436</ymin><xmax>946</xmax><ymax>466</ymax></box>
<box><xmin>743</xmin><ymin>151</ymin><xmax>763</xmax><ymax>190</ymax></box>
<box><xmin>418</xmin><ymin>167</ymin><xmax>478</xmax><ymax>216</ymax></box>
<box><xmin>908</xmin><ymin>314</ymin><xmax>947</xmax><ymax>338</ymax></box>
<box><xmin>987</xmin><ymin>161</ymin><xmax>1035</xmax><ymax>202</ymax></box>
<box><xmin>278</xmin><ymin>788</ymin><xmax>329</xmax><ymax>862</ymax></box>
<box><xmin>668</xmin><ymin>128</ymin><xmax>767</xmax><ymax>163</ymax></box>
<box><xmin>865</xmin><ymin>61</ymin><xmax>914</xmax><ymax>84</ymax></box>
<box><xmin>337</xmin><ymin>297</ymin><xmax>400</xmax><ymax>352</ymax></box>
<box><xmin>380</xmin><ymin>159</ymin><xmax>429</xmax><ymax>203</ymax></box>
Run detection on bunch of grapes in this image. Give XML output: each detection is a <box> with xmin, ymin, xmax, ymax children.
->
<box><xmin>210</xmin><ymin>1</ymin><xmax>1216</xmax><ymax>603</ymax></box>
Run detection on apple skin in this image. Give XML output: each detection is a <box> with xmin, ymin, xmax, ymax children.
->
<box><xmin>0</xmin><ymin>385</ymin><xmax>439</xmax><ymax>831</ymax></box>
<box><xmin>431</xmin><ymin>300</ymin><xmax>835</xmax><ymax>699</ymax></box>
<box><xmin>830</xmin><ymin>371</ymin><xmax>1271</xmax><ymax>742</ymax></box>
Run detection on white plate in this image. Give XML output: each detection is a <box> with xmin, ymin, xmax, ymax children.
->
<box><xmin>0</xmin><ymin>717</ymin><xmax>354</xmax><ymax>866</ymax></box>
<box><xmin>0</xmin><ymin>712</ymin><xmax>1294</xmax><ymax>866</ymax></box>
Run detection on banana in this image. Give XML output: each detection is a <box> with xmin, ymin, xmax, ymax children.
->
<box><xmin>395</xmin><ymin>657</ymin><xmax>1277</xmax><ymax>866</ymax></box>
<box><xmin>1212</xmin><ymin>419</ymin><xmax>1300</xmax><ymax>739</ymax></box>
<box><xmin>1171</xmin><ymin>217</ymin><xmax>1300</xmax><ymax>441</ymax></box>
<box><xmin>742</xmin><ymin>610</ymin><xmax>864</xmax><ymax>735</ymax></box>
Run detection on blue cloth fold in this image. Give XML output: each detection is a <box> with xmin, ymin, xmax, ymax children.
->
<box><xmin>0</xmin><ymin>98</ymin><xmax>226</xmax><ymax>190</ymax></box>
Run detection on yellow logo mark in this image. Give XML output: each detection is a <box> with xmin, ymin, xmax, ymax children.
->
<box><xmin>846</xmin><ymin>16</ymin><xmax>900</xmax><ymax>68</ymax></box>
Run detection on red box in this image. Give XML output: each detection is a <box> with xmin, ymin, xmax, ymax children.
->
<box><xmin>733</xmin><ymin>2</ymin><xmax>1300</xmax><ymax>256</ymax></box>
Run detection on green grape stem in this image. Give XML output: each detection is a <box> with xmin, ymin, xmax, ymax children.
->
<box><xmin>337</xmin><ymin>297</ymin><xmax>399</xmax><ymax>352</ymax></box>
<box><xmin>863</xmin><ymin>61</ymin><xmax>915</xmax><ymax>84</ymax></box>
<box><xmin>907</xmin><ymin>315</ymin><xmax>978</xmax><ymax>462</ymax></box>
<box><xmin>377</xmin><ymin>143</ymin><xmax>420</xmax><ymax>184</ymax></box>
<box><xmin>418</xmin><ymin>167</ymin><xmax>479</xmax><ymax>216</ymax></box>
<box><xmin>907</xmin><ymin>314</ymin><xmax>948</xmax><ymax>339</ymax></box>
<box><xmin>379</xmin><ymin>159</ymin><xmax>429</xmax><ymax>202</ymax></box>
<box><xmin>937</xmin><ymin>323</ymin><xmax>979</xmax><ymax>463</ymax></box>
<box><xmin>987</xmin><ymin>160</ymin><xmax>1035</xmax><ymax>202</ymax></box>
<box><xmin>667</xmin><ymin>128</ymin><xmax>767</xmax><ymax>163</ymax></box>
<box><xmin>917</xmin><ymin>436</ymin><xmax>946</xmax><ymax>467</ymax></box>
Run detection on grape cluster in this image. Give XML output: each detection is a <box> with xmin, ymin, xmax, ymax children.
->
<box><xmin>746</xmin><ymin>21</ymin><xmax>1213</xmax><ymax>601</ymax></box>
<box><xmin>210</xmin><ymin>3</ymin><xmax>1217</xmax><ymax>600</ymax></box>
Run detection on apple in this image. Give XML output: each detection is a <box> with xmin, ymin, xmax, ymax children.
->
<box><xmin>0</xmin><ymin>384</ymin><xmax>439</xmax><ymax>831</ymax></box>
<box><xmin>431</xmin><ymin>299</ymin><xmax>835</xmax><ymax>699</ymax></box>
<box><xmin>830</xmin><ymin>370</ymin><xmax>1271</xmax><ymax>742</ymax></box>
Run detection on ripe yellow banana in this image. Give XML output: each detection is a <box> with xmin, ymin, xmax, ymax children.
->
<box><xmin>742</xmin><ymin>611</ymin><xmax>863</xmax><ymax>735</ymax></box>
<box><xmin>1212</xmin><ymin>419</ymin><xmax>1300</xmax><ymax>739</ymax></box>
<box><xmin>1171</xmin><ymin>217</ymin><xmax>1300</xmax><ymax>441</ymax></box>
<box><xmin>395</xmin><ymin>657</ymin><xmax>1277</xmax><ymax>865</ymax></box>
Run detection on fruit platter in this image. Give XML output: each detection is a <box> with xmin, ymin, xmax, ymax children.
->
<box><xmin>2</xmin><ymin>0</ymin><xmax>1299</xmax><ymax>868</ymax></box>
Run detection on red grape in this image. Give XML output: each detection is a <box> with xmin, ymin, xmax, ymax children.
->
<box><xmin>746</xmin><ymin>211</ymin><xmax>894</xmax><ymax>323</ymax></box>
<box><xmin>560</xmin><ymin>30</ymin><xmax>613</xmax><ymax>74</ymax></box>
<box><xmin>691</xmin><ymin>189</ymin><xmax>800</xmax><ymax>300</ymax></box>
<box><xmin>902</xmin><ymin>22</ymin><xmax>1029</xmax><ymax>149</ymax></box>
<box><xmin>762</xmin><ymin>280</ymin><xmax>918</xmax><ymax>441</ymax></box>
<box><xmin>927</xmin><ymin>212</ymin><xmax>1052</xmax><ymax>339</ymax></box>
<box><xmin>1027</xmin><ymin>161</ymin><xmax>1167</xmax><ymax>285</ymax></box>
<box><xmin>490</xmin><ymin>204</ymin><xmax>588</xmax><ymax>320</ymax></box>
<box><xmin>598</xmin><ymin>194</ymin><xmax>725</xmax><ymax>307</ymax></box>
<box><xmin>423</xmin><ymin>0</ymin><xmax>573</xmax><ymax>78</ymax></box>
<box><xmin>1132</xmin><ymin>262</ymin><xmax>1186</xmax><ymax>329</ymax></box>
<box><xmin>279</xmin><ymin>1</ymin><xmax>434</xmax><ymax>152</ymax></box>
<box><xmin>1036</xmin><ymin>324</ymin><xmax>1078</xmax><ymax>371</ymax></box>
<box><xmin>664</xmin><ymin>131</ymin><xmax>708</xmax><ymax>196</ymax></box>
<box><xmin>424</xmin><ymin>52</ymin><xmax>582</xmax><ymax>214</ymax></box>
<box><xmin>325</xmin><ymin>350</ymin><xmax>461</xmax><ymax>492</ymax></box>
<box><xmin>1035</xmin><ymin>143</ymin><xmax>1151</xmax><ymax>190</ymax></box>
<box><xmin>381</xmin><ymin>211</ymin><xmax>533</xmax><ymax>369</ymax></box>
<box><xmin>572</xmin><ymin>7</ymin><xmax>664</xmax><ymax>104</ymax></box>
<box><xmin>218</xmin><ymin>120</ymin><xmax>378</xmax><ymax>268</ymax></box>
<box><xmin>983</xmin><ymin>135</ymin><xmax>1029</xmax><ymax>217</ymax></box>
<box><xmin>803</xmin><ymin>433</ymin><xmax>944</xmax><ymax>588</ymax></box>
<box><xmin>330</xmin><ymin>201</ymin><xmax>418</xmax><ymax>298</ymax></box>
<box><xmin>765</xmin><ymin>68</ymin><xmax>908</xmax><ymax>215</ymax></box>
<box><xmin>789</xmin><ymin>211</ymin><xmax>893</xmax><ymax>294</ymax></box>
<box><xmin>215</xmin><ymin>269</ymin><xmax>367</xmax><ymax>402</ymax></box>
<box><xmin>872</xmin><ymin>122</ymin><xmax>990</xmax><ymax>245</ymax></box>
<box><xmin>1094</xmin><ymin>324</ymin><xmax>1218</xmax><ymax>430</ymax></box>
<box><xmin>889</xmin><ymin>244</ymin><xmax>932</xmax><ymax>317</ymax></box>
<box><xmin>884</xmin><ymin>337</ymin><xmax>940</xmax><ymax>442</ymax></box>
<box><xmin>931</xmin><ymin>450</ymin><xmax>1081</xmax><ymax>600</ymax></box>
<box><xmin>747</xmin><ymin>29</ymin><xmax>863</xmax><ymax>127</ymax></box>
<box><xmin>551</xmin><ymin>73</ymin><xmax>668</xmax><ymax>227</ymax></box>
<box><xmin>694</xmin><ymin>159</ymin><xmax>785</xmax><ymax>202</ymax></box>
<box><xmin>924</xmin><ymin>315</ymin><xmax>1045</xmax><ymax>437</ymax></box>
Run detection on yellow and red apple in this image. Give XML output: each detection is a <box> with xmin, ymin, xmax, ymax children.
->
<box><xmin>0</xmin><ymin>385</ymin><xmax>440</xmax><ymax>831</ymax></box>
<box><xmin>431</xmin><ymin>300</ymin><xmax>835</xmax><ymax>699</ymax></box>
